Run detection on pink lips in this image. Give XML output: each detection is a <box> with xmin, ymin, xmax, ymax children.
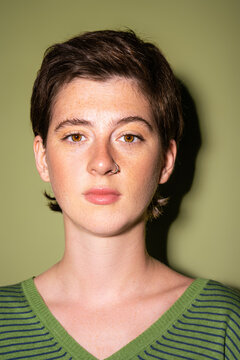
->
<box><xmin>84</xmin><ymin>188</ymin><xmax>121</xmax><ymax>205</ymax></box>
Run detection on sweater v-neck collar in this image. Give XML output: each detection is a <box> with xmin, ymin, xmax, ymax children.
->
<box><xmin>22</xmin><ymin>277</ymin><xmax>207</xmax><ymax>360</ymax></box>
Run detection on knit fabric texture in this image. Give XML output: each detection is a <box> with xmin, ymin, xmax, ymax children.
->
<box><xmin>0</xmin><ymin>278</ymin><xmax>239</xmax><ymax>359</ymax></box>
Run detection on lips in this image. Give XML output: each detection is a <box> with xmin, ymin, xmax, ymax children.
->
<box><xmin>84</xmin><ymin>188</ymin><xmax>121</xmax><ymax>205</ymax></box>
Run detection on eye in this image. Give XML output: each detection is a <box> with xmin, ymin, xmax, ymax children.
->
<box><xmin>63</xmin><ymin>133</ymin><xmax>86</xmax><ymax>143</ymax></box>
<box><xmin>71</xmin><ymin>134</ymin><xmax>83</xmax><ymax>142</ymax></box>
<box><xmin>119</xmin><ymin>134</ymin><xmax>143</xmax><ymax>143</ymax></box>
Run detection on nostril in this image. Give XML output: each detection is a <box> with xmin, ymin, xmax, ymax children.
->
<box><xmin>87</xmin><ymin>150</ymin><xmax>119</xmax><ymax>176</ymax></box>
<box><xmin>110</xmin><ymin>162</ymin><xmax>120</xmax><ymax>175</ymax></box>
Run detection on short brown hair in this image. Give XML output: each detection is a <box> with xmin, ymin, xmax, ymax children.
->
<box><xmin>31</xmin><ymin>29</ymin><xmax>183</xmax><ymax>218</ymax></box>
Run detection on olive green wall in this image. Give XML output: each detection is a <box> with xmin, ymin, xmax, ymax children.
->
<box><xmin>0</xmin><ymin>0</ymin><xmax>239</xmax><ymax>288</ymax></box>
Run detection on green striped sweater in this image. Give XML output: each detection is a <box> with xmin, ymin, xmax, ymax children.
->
<box><xmin>0</xmin><ymin>278</ymin><xmax>239</xmax><ymax>359</ymax></box>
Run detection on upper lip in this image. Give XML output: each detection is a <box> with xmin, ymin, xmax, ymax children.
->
<box><xmin>84</xmin><ymin>188</ymin><xmax>121</xmax><ymax>196</ymax></box>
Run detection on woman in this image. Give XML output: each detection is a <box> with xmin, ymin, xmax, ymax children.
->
<box><xmin>0</xmin><ymin>30</ymin><xmax>239</xmax><ymax>360</ymax></box>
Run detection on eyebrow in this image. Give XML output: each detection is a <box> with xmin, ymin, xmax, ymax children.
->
<box><xmin>54</xmin><ymin>118</ymin><xmax>92</xmax><ymax>132</ymax></box>
<box><xmin>54</xmin><ymin>116</ymin><xmax>154</xmax><ymax>132</ymax></box>
<box><xmin>117</xmin><ymin>116</ymin><xmax>153</xmax><ymax>132</ymax></box>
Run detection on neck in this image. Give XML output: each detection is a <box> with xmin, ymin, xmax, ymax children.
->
<box><xmin>50</xmin><ymin>216</ymin><xmax>157</xmax><ymax>306</ymax></box>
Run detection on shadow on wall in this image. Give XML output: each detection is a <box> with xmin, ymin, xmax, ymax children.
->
<box><xmin>146</xmin><ymin>80</ymin><xmax>202</xmax><ymax>265</ymax></box>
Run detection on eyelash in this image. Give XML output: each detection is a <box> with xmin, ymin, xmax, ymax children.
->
<box><xmin>62</xmin><ymin>133</ymin><xmax>144</xmax><ymax>144</ymax></box>
<box><xmin>118</xmin><ymin>134</ymin><xmax>144</xmax><ymax>143</ymax></box>
<box><xmin>62</xmin><ymin>133</ymin><xmax>86</xmax><ymax>143</ymax></box>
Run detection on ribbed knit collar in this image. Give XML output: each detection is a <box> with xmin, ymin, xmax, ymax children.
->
<box><xmin>22</xmin><ymin>277</ymin><xmax>208</xmax><ymax>360</ymax></box>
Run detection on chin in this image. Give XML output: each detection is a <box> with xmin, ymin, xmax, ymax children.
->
<box><xmin>89</xmin><ymin>217</ymin><xmax>140</xmax><ymax>237</ymax></box>
<box><xmin>65</xmin><ymin>207</ymin><xmax>145</xmax><ymax>238</ymax></box>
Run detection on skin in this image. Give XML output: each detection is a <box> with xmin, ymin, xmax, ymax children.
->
<box><xmin>34</xmin><ymin>77</ymin><xmax>193</xmax><ymax>359</ymax></box>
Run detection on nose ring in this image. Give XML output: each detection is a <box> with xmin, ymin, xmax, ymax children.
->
<box><xmin>111</xmin><ymin>162</ymin><xmax>120</xmax><ymax>174</ymax></box>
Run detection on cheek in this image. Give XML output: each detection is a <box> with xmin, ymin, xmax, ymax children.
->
<box><xmin>46</xmin><ymin>151</ymin><xmax>78</xmax><ymax>197</ymax></box>
<box><xmin>125</xmin><ymin>151</ymin><xmax>162</xmax><ymax>203</ymax></box>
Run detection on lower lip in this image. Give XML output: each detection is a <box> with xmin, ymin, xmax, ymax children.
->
<box><xmin>84</xmin><ymin>193</ymin><xmax>120</xmax><ymax>205</ymax></box>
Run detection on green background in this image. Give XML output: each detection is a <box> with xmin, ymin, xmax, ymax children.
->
<box><xmin>0</xmin><ymin>0</ymin><xmax>239</xmax><ymax>288</ymax></box>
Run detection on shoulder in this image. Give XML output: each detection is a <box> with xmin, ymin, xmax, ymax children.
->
<box><xmin>147</xmin><ymin>279</ymin><xmax>240</xmax><ymax>360</ymax></box>
<box><xmin>0</xmin><ymin>280</ymin><xmax>74</xmax><ymax>359</ymax></box>
<box><xmin>188</xmin><ymin>279</ymin><xmax>240</xmax><ymax>355</ymax></box>
<box><xmin>0</xmin><ymin>282</ymin><xmax>29</xmax><ymax>316</ymax></box>
<box><xmin>0</xmin><ymin>282</ymin><xmax>26</xmax><ymax>302</ymax></box>
<box><xmin>186</xmin><ymin>278</ymin><xmax>240</xmax><ymax>327</ymax></box>
<box><xmin>194</xmin><ymin>279</ymin><xmax>240</xmax><ymax>316</ymax></box>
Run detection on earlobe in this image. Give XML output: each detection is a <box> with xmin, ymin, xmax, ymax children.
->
<box><xmin>33</xmin><ymin>136</ymin><xmax>50</xmax><ymax>182</ymax></box>
<box><xmin>159</xmin><ymin>140</ymin><xmax>177</xmax><ymax>184</ymax></box>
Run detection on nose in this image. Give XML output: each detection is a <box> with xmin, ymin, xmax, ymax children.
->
<box><xmin>87</xmin><ymin>140</ymin><xmax>118</xmax><ymax>176</ymax></box>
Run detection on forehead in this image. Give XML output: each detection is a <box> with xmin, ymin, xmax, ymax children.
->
<box><xmin>50</xmin><ymin>77</ymin><xmax>154</xmax><ymax>127</ymax></box>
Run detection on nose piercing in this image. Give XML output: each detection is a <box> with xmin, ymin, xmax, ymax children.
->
<box><xmin>111</xmin><ymin>162</ymin><xmax>120</xmax><ymax>174</ymax></box>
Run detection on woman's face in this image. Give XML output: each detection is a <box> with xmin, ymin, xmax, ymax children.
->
<box><xmin>34</xmin><ymin>77</ymin><xmax>176</xmax><ymax>236</ymax></box>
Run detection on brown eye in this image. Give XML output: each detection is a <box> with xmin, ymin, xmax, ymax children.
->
<box><xmin>124</xmin><ymin>135</ymin><xmax>135</xmax><ymax>142</ymax></box>
<box><xmin>71</xmin><ymin>134</ymin><xmax>82</xmax><ymax>142</ymax></box>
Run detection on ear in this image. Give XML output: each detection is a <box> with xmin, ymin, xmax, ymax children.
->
<box><xmin>33</xmin><ymin>136</ymin><xmax>50</xmax><ymax>182</ymax></box>
<box><xmin>159</xmin><ymin>140</ymin><xmax>177</xmax><ymax>184</ymax></box>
